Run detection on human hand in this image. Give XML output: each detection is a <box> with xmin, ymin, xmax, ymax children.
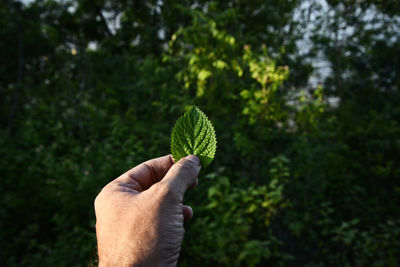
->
<box><xmin>94</xmin><ymin>154</ymin><xmax>201</xmax><ymax>266</ymax></box>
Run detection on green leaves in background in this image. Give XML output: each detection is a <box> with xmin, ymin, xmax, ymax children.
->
<box><xmin>2</xmin><ymin>1</ymin><xmax>400</xmax><ymax>266</ymax></box>
<box><xmin>171</xmin><ymin>106</ymin><xmax>217</xmax><ymax>167</ymax></box>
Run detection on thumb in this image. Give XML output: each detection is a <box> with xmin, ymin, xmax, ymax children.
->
<box><xmin>161</xmin><ymin>155</ymin><xmax>201</xmax><ymax>202</ymax></box>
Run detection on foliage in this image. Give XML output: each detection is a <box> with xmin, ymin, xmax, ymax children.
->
<box><xmin>181</xmin><ymin>155</ymin><xmax>292</xmax><ymax>267</ymax></box>
<box><xmin>171</xmin><ymin>105</ymin><xmax>217</xmax><ymax>167</ymax></box>
<box><xmin>1</xmin><ymin>0</ymin><xmax>399</xmax><ymax>266</ymax></box>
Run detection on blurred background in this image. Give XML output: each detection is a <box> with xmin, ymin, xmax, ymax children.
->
<box><xmin>1</xmin><ymin>0</ymin><xmax>400</xmax><ymax>266</ymax></box>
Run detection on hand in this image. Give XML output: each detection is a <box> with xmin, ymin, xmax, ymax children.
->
<box><xmin>94</xmin><ymin>154</ymin><xmax>201</xmax><ymax>266</ymax></box>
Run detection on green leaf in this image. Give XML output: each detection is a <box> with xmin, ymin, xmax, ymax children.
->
<box><xmin>171</xmin><ymin>105</ymin><xmax>217</xmax><ymax>167</ymax></box>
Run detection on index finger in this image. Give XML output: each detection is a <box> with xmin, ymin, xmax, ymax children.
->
<box><xmin>116</xmin><ymin>154</ymin><xmax>174</xmax><ymax>192</ymax></box>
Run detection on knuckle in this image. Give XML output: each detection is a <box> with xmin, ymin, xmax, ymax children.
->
<box><xmin>176</xmin><ymin>161</ymin><xmax>198</xmax><ymax>178</ymax></box>
<box><xmin>93</xmin><ymin>183</ymin><xmax>113</xmax><ymax>210</ymax></box>
<box><xmin>94</xmin><ymin>192</ymin><xmax>104</xmax><ymax>213</ymax></box>
<box><xmin>151</xmin><ymin>181</ymin><xmax>173</xmax><ymax>197</ymax></box>
<box><xmin>155</xmin><ymin>180</ymin><xmax>182</xmax><ymax>202</ymax></box>
<box><xmin>93</xmin><ymin>195</ymin><xmax>99</xmax><ymax>210</ymax></box>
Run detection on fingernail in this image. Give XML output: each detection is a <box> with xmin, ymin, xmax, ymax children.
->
<box><xmin>186</xmin><ymin>155</ymin><xmax>200</xmax><ymax>166</ymax></box>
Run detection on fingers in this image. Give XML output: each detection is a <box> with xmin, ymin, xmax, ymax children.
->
<box><xmin>188</xmin><ymin>178</ymin><xmax>198</xmax><ymax>190</ymax></box>
<box><xmin>182</xmin><ymin>205</ymin><xmax>193</xmax><ymax>221</ymax></box>
<box><xmin>161</xmin><ymin>155</ymin><xmax>201</xmax><ymax>201</ymax></box>
<box><xmin>116</xmin><ymin>155</ymin><xmax>174</xmax><ymax>192</ymax></box>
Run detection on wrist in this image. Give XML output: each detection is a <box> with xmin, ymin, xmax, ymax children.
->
<box><xmin>98</xmin><ymin>258</ymin><xmax>166</xmax><ymax>267</ymax></box>
<box><xmin>98</xmin><ymin>248</ymin><xmax>141</xmax><ymax>267</ymax></box>
<box><xmin>98</xmin><ymin>257</ymin><xmax>141</xmax><ymax>267</ymax></box>
<box><xmin>98</xmin><ymin>250</ymin><xmax>164</xmax><ymax>267</ymax></box>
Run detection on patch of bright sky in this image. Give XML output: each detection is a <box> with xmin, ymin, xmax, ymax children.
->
<box><xmin>20</xmin><ymin>0</ymin><xmax>35</xmax><ymax>4</ymax></box>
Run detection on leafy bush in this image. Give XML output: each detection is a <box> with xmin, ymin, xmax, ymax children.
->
<box><xmin>1</xmin><ymin>1</ymin><xmax>399</xmax><ymax>266</ymax></box>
